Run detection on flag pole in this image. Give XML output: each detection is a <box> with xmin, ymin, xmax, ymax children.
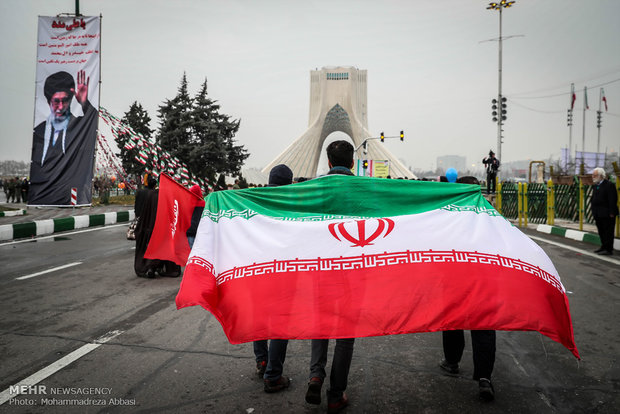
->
<box><xmin>581</xmin><ymin>86</ymin><xmax>587</xmax><ymax>174</ymax></box>
<box><xmin>597</xmin><ymin>88</ymin><xmax>602</xmax><ymax>155</ymax></box>
<box><xmin>569</xmin><ymin>83</ymin><xmax>574</xmax><ymax>164</ymax></box>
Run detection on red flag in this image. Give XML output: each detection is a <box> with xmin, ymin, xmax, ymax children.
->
<box><xmin>144</xmin><ymin>174</ymin><xmax>203</xmax><ymax>265</ymax></box>
<box><xmin>602</xmin><ymin>88</ymin><xmax>608</xmax><ymax>112</ymax></box>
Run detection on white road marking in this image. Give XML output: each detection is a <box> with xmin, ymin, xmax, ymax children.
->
<box><xmin>0</xmin><ymin>330</ymin><xmax>123</xmax><ymax>405</ymax></box>
<box><xmin>15</xmin><ymin>262</ymin><xmax>83</xmax><ymax>280</ymax></box>
<box><xmin>528</xmin><ymin>234</ymin><xmax>620</xmax><ymax>265</ymax></box>
<box><xmin>0</xmin><ymin>223</ymin><xmax>129</xmax><ymax>247</ymax></box>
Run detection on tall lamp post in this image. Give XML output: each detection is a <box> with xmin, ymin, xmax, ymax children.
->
<box><xmin>487</xmin><ymin>0</ymin><xmax>515</xmax><ymax>171</ymax></box>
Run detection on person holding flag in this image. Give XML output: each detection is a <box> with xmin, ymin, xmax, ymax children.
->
<box><xmin>305</xmin><ymin>141</ymin><xmax>356</xmax><ymax>413</ymax></box>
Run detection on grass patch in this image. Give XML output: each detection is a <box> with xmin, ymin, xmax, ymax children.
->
<box><xmin>92</xmin><ymin>194</ymin><xmax>135</xmax><ymax>206</ymax></box>
<box><xmin>0</xmin><ymin>205</ymin><xmax>18</xmax><ymax>212</ymax></box>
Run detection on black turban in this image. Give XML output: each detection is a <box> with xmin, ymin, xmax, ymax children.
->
<box><xmin>43</xmin><ymin>71</ymin><xmax>75</xmax><ymax>103</ymax></box>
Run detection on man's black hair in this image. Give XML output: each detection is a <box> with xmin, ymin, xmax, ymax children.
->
<box><xmin>326</xmin><ymin>140</ymin><xmax>354</xmax><ymax>168</ymax></box>
<box><xmin>44</xmin><ymin>71</ymin><xmax>75</xmax><ymax>103</ymax></box>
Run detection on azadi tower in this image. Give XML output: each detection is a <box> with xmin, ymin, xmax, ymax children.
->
<box><xmin>262</xmin><ymin>66</ymin><xmax>415</xmax><ymax>179</ymax></box>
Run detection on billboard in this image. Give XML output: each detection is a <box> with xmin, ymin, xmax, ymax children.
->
<box><xmin>355</xmin><ymin>159</ymin><xmax>390</xmax><ymax>178</ymax></box>
<box><xmin>28</xmin><ymin>16</ymin><xmax>100</xmax><ymax>206</ymax></box>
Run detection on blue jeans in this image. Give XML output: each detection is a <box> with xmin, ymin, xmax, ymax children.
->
<box><xmin>309</xmin><ymin>338</ymin><xmax>355</xmax><ymax>403</ymax></box>
<box><xmin>254</xmin><ymin>340</ymin><xmax>289</xmax><ymax>381</ymax></box>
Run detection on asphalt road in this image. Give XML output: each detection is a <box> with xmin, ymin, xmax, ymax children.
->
<box><xmin>0</xmin><ymin>224</ymin><xmax>618</xmax><ymax>413</ymax></box>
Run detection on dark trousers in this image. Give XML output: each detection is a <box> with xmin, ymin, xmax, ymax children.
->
<box><xmin>442</xmin><ymin>330</ymin><xmax>496</xmax><ymax>380</ymax></box>
<box><xmin>595</xmin><ymin>216</ymin><xmax>616</xmax><ymax>253</ymax></box>
<box><xmin>486</xmin><ymin>172</ymin><xmax>497</xmax><ymax>194</ymax></box>
<box><xmin>310</xmin><ymin>338</ymin><xmax>355</xmax><ymax>403</ymax></box>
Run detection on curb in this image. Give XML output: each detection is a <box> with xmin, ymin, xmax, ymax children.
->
<box><xmin>536</xmin><ymin>224</ymin><xmax>620</xmax><ymax>250</ymax></box>
<box><xmin>0</xmin><ymin>210</ymin><xmax>134</xmax><ymax>241</ymax></box>
<box><xmin>0</xmin><ymin>209</ymin><xmax>26</xmax><ymax>217</ymax></box>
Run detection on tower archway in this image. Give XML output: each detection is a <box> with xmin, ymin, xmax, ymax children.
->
<box><xmin>263</xmin><ymin>66</ymin><xmax>414</xmax><ymax>178</ymax></box>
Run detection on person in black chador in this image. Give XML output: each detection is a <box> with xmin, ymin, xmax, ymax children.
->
<box><xmin>482</xmin><ymin>150</ymin><xmax>500</xmax><ymax>195</ymax></box>
<box><xmin>591</xmin><ymin>167</ymin><xmax>618</xmax><ymax>256</ymax></box>
<box><xmin>134</xmin><ymin>177</ymin><xmax>181</xmax><ymax>279</ymax></box>
<box><xmin>29</xmin><ymin>70</ymin><xmax>98</xmax><ymax>205</ymax></box>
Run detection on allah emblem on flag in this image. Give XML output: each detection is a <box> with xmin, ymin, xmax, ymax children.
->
<box><xmin>328</xmin><ymin>218</ymin><xmax>395</xmax><ymax>247</ymax></box>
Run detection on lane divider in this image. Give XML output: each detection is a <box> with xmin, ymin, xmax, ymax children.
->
<box><xmin>536</xmin><ymin>224</ymin><xmax>619</xmax><ymax>251</ymax></box>
<box><xmin>0</xmin><ymin>210</ymin><xmax>134</xmax><ymax>242</ymax></box>
<box><xmin>15</xmin><ymin>262</ymin><xmax>83</xmax><ymax>281</ymax></box>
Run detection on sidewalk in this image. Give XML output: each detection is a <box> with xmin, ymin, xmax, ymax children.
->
<box><xmin>0</xmin><ymin>202</ymin><xmax>134</xmax><ymax>241</ymax></box>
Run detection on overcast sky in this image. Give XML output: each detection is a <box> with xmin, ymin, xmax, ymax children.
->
<box><xmin>1</xmin><ymin>0</ymin><xmax>619</xmax><ymax>175</ymax></box>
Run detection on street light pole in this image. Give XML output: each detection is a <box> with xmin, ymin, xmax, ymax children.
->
<box><xmin>487</xmin><ymin>0</ymin><xmax>515</xmax><ymax>173</ymax></box>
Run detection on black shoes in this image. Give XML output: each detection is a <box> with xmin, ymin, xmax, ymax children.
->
<box><xmin>479</xmin><ymin>378</ymin><xmax>495</xmax><ymax>401</ymax></box>
<box><xmin>439</xmin><ymin>359</ymin><xmax>460</xmax><ymax>374</ymax></box>
<box><xmin>263</xmin><ymin>376</ymin><xmax>290</xmax><ymax>393</ymax></box>
<box><xmin>305</xmin><ymin>377</ymin><xmax>323</xmax><ymax>405</ymax></box>
<box><xmin>594</xmin><ymin>247</ymin><xmax>605</xmax><ymax>253</ymax></box>
<box><xmin>598</xmin><ymin>250</ymin><xmax>613</xmax><ymax>256</ymax></box>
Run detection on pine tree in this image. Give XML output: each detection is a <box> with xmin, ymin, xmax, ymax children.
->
<box><xmin>117</xmin><ymin>101</ymin><xmax>153</xmax><ymax>177</ymax></box>
<box><xmin>157</xmin><ymin>73</ymin><xmax>194</xmax><ymax>162</ymax></box>
<box><xmin>189</xmin><ymin>78</ymin><xmax>248</xmax><ymax>185</ymax></box>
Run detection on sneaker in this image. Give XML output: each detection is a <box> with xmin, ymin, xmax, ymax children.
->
<box><xmin>256</xmin><ymin>360</ymin><xmax>267</xmax><ymax>378</ymax></box>
<box><xmin>594</xmin><ymin>247</ymin><xmax>605</xmax><ymax>253</ymax></box>
<box><xmin>327</xmin><ymin>393</ymin><xmax>349</xmax><ymax>414</ymax></box>
<box><xmin>598</xmin><ymin>251</ymin><xmax>612</xmax><ymax>256</ymax></box>
<box><xmin>439</xmin><ymin>359</ymin><xmax>459</xmax><ymax>374</ymax></box>
<box><xmin>305</xmin><ymin>377</ymin><xmax>323</xmax><ymax>405</ymax></box>
<box><xmin>263</xmin><ymin>376</ymin><xmax>290</xmax><ymax>393</ymax></box>
<box><xmin>479</xmin><ymin>378</ymin><xmax>495</xmax><ymax>401</ymax></box>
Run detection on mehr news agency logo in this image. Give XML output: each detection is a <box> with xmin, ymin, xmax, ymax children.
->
<box><xmin>8</xmin><ymin>385</ymin><xmax>135</xmax><ymax>407</ymax></box>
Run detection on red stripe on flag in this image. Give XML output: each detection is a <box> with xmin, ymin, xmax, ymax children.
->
<box><xmin>176</xmin><ymin>255</ymin><xmax>578</xmax><ymax>358</ymax></box>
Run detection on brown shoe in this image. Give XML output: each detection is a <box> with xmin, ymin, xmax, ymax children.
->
<box><xmin>264</xmin><ymin>376</ymin><xmax>290</xmax><ymax>393</ymax></box>
<box><xmin>327</xmin><ymin>392</ymin><xmax>349</xmax><ymax>413</ymax></box>
<box><xmin>305</xmin><ymin>377</ymin><xmax>323</xmax><ymax>405</ymax></box>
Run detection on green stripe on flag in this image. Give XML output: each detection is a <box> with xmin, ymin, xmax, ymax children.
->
<box><xmin>203</xmin><ymin>175</ymin><xmax>491</xmax><ymax>222</ymax></box>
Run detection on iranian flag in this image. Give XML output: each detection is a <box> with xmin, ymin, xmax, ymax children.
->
<box><xmin>176</xmin><ymin>176</ymin><xmax>579</xmax><ymax>358</ymax></box>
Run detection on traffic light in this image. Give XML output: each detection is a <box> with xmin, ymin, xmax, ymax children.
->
<box><xmin>400</xmin><ymin>130</ymin><xmax>404</xmax><ymax>141</ymax></box>
<box><xmin>596</xmin><ymin>110</ymin><xmax>602</xmax><ymax>128</ymax></box>
<box><xmin>363</xmin><ymin>160</ymin><xmax>369</xmax><ymax>169</ymax></box>
<box><xmin>380</xmin><ymin>132</ymin><xmax>384</xmax><ymax>142</ymax></box>
<box><xmin>492</xmin><ymin>99</ymin><xmax>498</xmax><ymax>122</ymax></box>
<box><xmin>501</xmin><ymin>96</ymin><xmax>507</xmax><ymax>121</ymax></box>
<box><xmin>567</xmin><ymin>109</ymin><xmax>573</xmax><ymax>127</ymax></box>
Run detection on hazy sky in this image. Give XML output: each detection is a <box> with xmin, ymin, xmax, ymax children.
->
<box><xmin>1</xmin><ymin>0</ymin><xmax>619</xmax><ymax>175</ymax></box>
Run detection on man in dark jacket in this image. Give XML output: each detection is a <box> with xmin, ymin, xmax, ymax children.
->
<box><xmin>256</xmin><ymin>164</ymin><xmax>294</xmax><ymax>394</ymax></box>
<box><xmin>591</xmin><ymin>168</ymin><xmax>618</xmax><ymax>255</ymax></box>
<box><xmin>306</xmin><ymin>141</ymin><xmax>355</xmax><ymax>413</ymax></box>
<box><xmin>482</xmin><ymin>150</ymin><xmax>500</xmax><ymax>195</ymax></box>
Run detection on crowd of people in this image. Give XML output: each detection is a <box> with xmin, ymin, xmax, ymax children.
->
<box><xmin>0</xmin><ymin>177</ymin><xmax>30</xmax><ymax>203</ymax></box>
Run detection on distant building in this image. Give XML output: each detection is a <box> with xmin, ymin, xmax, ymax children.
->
<box><xmin>436</xmin><ymin>155</ymin><xmax>466</xmax><ymax>173</ymax></box>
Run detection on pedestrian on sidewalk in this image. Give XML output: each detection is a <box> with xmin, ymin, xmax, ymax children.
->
<box><xmin>591</xmin><ymin>168</ymin><xmax>618</xmax><ymax>256</ymax></box>
<box><xmin>482</xmin><ymin>150</ymin><xmax>500</xmax><ymax>195</ymax></box>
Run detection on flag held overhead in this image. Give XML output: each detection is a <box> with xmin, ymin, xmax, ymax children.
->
<box><xmin>176</xmin><ymin>176</ymin><xmax>579</xmax><ymax>359</ymax></box>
